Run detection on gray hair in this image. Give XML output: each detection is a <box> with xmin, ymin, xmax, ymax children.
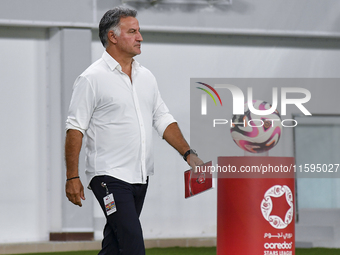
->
<box><xmin>99</xmin><ymin>7</ymin><xmax>137</xmax><ymax>47</ymax></box>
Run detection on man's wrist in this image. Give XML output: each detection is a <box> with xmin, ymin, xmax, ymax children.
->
<box><xmin>183</xmin><ymin>149</ymin><xmax>198</xmax><ymax>162</ymax></box>
<box><xmin>66</xmin><ymin>176</ymin><xmax>80</xmax><ymax>182</ymax></box>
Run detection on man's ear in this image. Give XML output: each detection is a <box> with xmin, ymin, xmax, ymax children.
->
<box><xmin>107</xmin><ymin>30</ymin><xmax>117</xmax><ymax>44</ymax></box>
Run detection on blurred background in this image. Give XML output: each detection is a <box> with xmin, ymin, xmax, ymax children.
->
<box><xmin>1</xmin><ymin>0</ymin><xmax>340</xmax><ymax>251</ymax></box>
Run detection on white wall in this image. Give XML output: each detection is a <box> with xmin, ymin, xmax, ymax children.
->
<box><xmin>0</xmin><ymin>27</ymin><xmax>49</xmax><ymax>242</ymax></box>
<box><xmin>0</xmin><ymin>0</ymin><xmax>94</xmax><ymax>24</ymax></box>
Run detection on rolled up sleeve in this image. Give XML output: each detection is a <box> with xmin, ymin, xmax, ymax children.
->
<box><xmin>65</xmin><ymin>76</ymin><xmax>96</xmax><ymax>135</ymax></box>
<box><xmin>153</xmin><ymin>91</ymin><xmax>176</xmax><ymax>137</ymax></box>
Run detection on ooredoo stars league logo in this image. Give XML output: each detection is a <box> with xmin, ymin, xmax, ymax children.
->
<box><xmin>261</xmin><ymin>185</ymin><xmax>294</xmax><ymax>229</ymax></box>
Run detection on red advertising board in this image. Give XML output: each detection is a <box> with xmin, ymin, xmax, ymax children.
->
<box><xmin>217</xmin><ymin>157</ymin><xmax>295</xmax><ymax>255</ymax></box>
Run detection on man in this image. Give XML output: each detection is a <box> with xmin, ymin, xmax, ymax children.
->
<box><xmin>65</xmin><ymin>7</ymin><xmax>203</xmax><ymax>255</ymax></box>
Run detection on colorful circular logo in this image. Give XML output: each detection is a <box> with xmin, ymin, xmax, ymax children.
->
<box><xmin>260</xmin><ymin>185</ymin><xmax>293</xmax><ymax>229</ymax></box>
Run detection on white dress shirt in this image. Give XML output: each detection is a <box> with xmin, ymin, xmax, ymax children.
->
<box><xmin>66</xmin><ymin>51</ymin><xmax>176</xmax><ymax>184</ymax></box>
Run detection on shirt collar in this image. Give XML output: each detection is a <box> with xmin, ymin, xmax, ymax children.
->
<box><xmin>102</xmin><ymin>51</ymin><xmax>141</xmax><ymax>72</ymax></box>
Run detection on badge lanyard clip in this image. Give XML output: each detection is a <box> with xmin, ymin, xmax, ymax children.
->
<box><xmin>101</xmin><ymin>182</ymin><xmax>109</xmax><ymax>195</ymax></box>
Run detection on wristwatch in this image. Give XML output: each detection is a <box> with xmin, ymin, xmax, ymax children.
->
<box><xmin>183</xmin><ymin>149</ymin><xmax>198</xmax><ymax>162</ymax></box>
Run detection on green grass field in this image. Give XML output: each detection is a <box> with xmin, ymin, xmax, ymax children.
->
<box><xmin>9</xmin><ymin>247</ymin><xmax>340</xmax><ymax>255</ymax></box>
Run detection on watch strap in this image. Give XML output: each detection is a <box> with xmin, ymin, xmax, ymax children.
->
<box><xmin>183</xmin><ymin>149</ymin><xmax>197</xmax><ymax>162</ymax></box>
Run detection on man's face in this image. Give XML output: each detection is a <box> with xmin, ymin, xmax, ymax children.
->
<box><xmin>115</xmin><ymin>16</ymin><xmax>143</xmax><ymax>57</ymax></box>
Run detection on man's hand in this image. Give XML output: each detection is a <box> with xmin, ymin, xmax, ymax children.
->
<box><xmin>65</xmin><ymin>178</ymin><xmax>85</xmax><ymax>207</ymax></box>
<box><xmin>65</xmin><ymin>129</ymin><xmax>84</xmax><ymax>206</ymax></box>
<box><xmin>187</xmin><ymin>153</ymin><xmax>204</xmax><ymax>173</ymax></box>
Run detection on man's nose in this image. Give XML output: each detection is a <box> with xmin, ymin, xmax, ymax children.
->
<box><xmin>137</xmin><ymin>31</ymin><xmax>143</xmax><ymax>41</ymax></box>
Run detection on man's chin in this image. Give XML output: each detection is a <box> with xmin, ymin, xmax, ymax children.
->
<box><xmin>130</xmin><ymin>51</ymin><xmax>141</xmax><ymax>57</ymax></box>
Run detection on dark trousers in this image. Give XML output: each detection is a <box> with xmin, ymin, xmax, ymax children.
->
<box><xmin>90</xmin><ymin>175</ymin><xmax>148</xmax><ymax>255</ymax></box>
